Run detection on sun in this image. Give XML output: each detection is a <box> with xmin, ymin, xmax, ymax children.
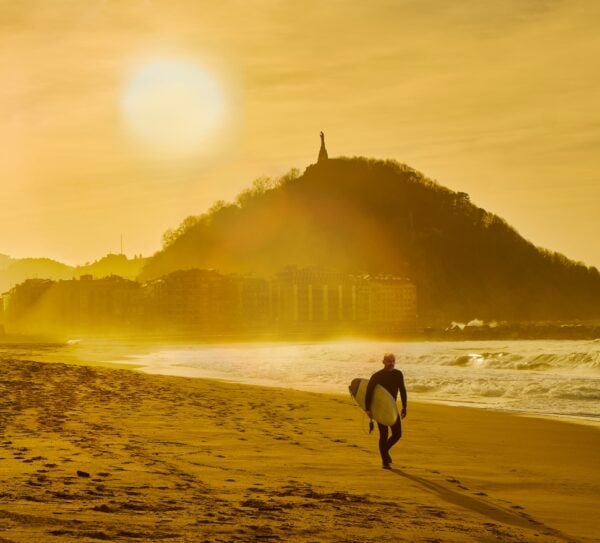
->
<box><xmin>120</xmin><ymin>57</ymin><xmax>229</xmax><ymax>159</ymax></box>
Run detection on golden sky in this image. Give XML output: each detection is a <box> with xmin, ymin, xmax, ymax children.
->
<box><xmin>2</xmin><ymin>0</ymin><xmax>599</xmax><ymax>267</ymax></box>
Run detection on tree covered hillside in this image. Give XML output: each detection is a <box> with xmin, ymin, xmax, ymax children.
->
<box><xmin>141</xmin><ymin>158</ymin><xmax>600</xmax><ymax>323</ymax></box>
<box><xmin>0</xmin><ymin>254</ymin><xmax>148</xmax><ymax>294</ymax></box>
<box><xmin>0</xmin><ymin>258</ymin><xmax>73</xmax><ymax>293</ymax></box>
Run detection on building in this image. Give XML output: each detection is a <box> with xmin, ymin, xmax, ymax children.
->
<box><xmin>3</xmin><ymin>276</ymin><xmax>141</xmax><ymax>335</ymax></box>
<box><xmin>270</xmin><ymin>268</ymin><xmax>417</xmax><ymax>334</ymax></box>
<box><xmin>144</xmin><ymin>269</ymin><xmax>238</xmax><ymax>333</ymax></box>
<box><xmin>3</xmin><ymin>268</ymin><xmax>417</xmax><ymax>337</ymax></box>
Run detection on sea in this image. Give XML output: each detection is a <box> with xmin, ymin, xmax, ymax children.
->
<box><xmin>4</xmin><ymin>338</ymin><xmax>600</xmax><ymax>425</ymax></box>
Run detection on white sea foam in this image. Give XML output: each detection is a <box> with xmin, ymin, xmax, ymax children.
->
<box><xmin>5</xmin><ymin>339</ymin><xmax>596</xmax><ymax>423</ymax></box>
<box><xmin>106</xmin><ymin>339</ymin><xmax>600</xmax><ymax>423</ymax></box>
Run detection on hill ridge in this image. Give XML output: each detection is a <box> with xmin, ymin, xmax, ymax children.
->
<box><xmin>140</xmin><ymin>156</ymin><xmax>600</xmax><ymax>323</ymax></box>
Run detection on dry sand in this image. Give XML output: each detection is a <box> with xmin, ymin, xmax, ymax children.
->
<box><xmin>0</xmin><ymin>357</ymin><xmax>598</xmax><ymax>543</ymax></box>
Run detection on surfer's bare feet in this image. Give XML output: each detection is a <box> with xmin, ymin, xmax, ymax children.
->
<box><xmin>382</xmin><ymin>462</ymin><xmax>392</xmax><ymax>470</ymax></box>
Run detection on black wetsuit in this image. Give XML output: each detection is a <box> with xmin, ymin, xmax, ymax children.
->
<box><xmin>365</xmin><ymin>368</ymin><xmax>407</xmax><ymax>465</ymax></box>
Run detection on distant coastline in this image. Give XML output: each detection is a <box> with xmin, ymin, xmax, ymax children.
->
<box><xmin>2</xmin><ymin>319</ymin><xmax>599</xmax><ymax>345</ymax></box>
<box><xmin>423</xmin><ymin>321</ymin><xmax>600</xmax><ymax>341</ymax></box>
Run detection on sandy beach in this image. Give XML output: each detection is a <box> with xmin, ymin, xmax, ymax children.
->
<box><xmin>0</xmin><ymin>357</ymin><xmax>598</xmax><ymax>543</ymax></box>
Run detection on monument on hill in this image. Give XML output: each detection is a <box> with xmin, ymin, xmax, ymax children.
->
<box><xmin>318</xmin><ymin>131</ymin><xmax>328</xmax><ymax>162</ymax></box>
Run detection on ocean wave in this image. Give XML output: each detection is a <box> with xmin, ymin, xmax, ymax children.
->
<box><xmin>410</xmin><ymin>375</ymin><xmax>600</xmax><ymax>407</ymax></box>
<box><xmin>18</xmin><ymin>338</ymin><xmax>597</xmax><ymax>422</ymax></box>
<box><xmin>444</xmin><ymin>354</ymin><xmax>476</xmax><ymax>367</ymax></box>
<box><xmin>437</xmin><ymin>349</ymin><xmax>599</xmax><ymax>373</ymax></box>
<box><xmin>553</xmin><ymin>386</ymin><xmax>600</xmax><ymax>401</ymax></box>
<box><xmin>410</xmin><ymin>383</ymin><xmax>440</xmax><ymax>393</ymax></box>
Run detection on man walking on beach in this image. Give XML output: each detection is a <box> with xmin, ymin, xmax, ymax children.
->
<box><xmin>366</xmin><ymin>353</ymin><xmax>407</xmax><ymax>469</ymax></box>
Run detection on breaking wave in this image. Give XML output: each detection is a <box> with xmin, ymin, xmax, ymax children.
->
<box><xmin>45</xmin><ymin>338</ymin><xmax>600</xmax><ymax>423</ymax></box>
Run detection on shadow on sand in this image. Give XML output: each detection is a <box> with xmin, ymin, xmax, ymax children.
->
<box><xmin>391</xmin><ymin>468</ymin><xmax>577</xmax><ymax>542</ymax></box>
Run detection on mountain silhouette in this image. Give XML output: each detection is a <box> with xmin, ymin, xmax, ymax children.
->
<box><xmin>141</xmin><ymin>157</ymin><xmax>600</xmax><ymax>323</ymax></box>
<box><xmin>0</xmin><ymin>258</ymin><xmax>73</xmax><ymax>294</ymax></box>
<box><xmin>0</xmin><ymin>254</ymin><xmax>148</xmax><ymax>294</ymax></box>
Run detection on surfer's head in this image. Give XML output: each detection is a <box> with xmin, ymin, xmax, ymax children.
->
<box><xmin>382</xmin><ymin>353</ymin><xmax>396</xmax><ymax>370</ymax></box>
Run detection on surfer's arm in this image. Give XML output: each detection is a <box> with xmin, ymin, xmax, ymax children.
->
<box><xmin>365</xmin><ymin>375</ymin><xmax>378</xmax><ymax>417</ymax></box>
<box><xmin>399</xmin><ymin>372</ymin><xmax>407</xmax><ymax>418</ymax></box>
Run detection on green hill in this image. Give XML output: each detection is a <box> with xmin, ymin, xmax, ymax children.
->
<box><xmin>75</xmin><ymin>254</ymin><xmax>148</xmax><ymax>280</ymax></box>
<box><xmin>0</xmin><ymin>254</ymin><xmax>148</xmax><ymax>294</ymax></box>
<box><xmin>0</xmin><ymin>258</ymin><xmax>73</xmax><ymax>293</ymax></box>
<box><xmin>140</xmin><ymin>157</ymin><xmax>600</xmax><ymax>323</ymax></box>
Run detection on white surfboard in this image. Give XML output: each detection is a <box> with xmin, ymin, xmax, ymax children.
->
<box><xmin>349</xmin><ymin>377</ymin><xmax>399</xmax><ymax>426</ymax></box>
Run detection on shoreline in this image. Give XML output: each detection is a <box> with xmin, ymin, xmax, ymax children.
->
<box><xmin>3</xmin><ymin>338</ymin><xmax>598</xmax><ymax>428</ymax></box>
<box><xmin>1</xmin><ymin>356</ymin><xmax>599</xmax><ymax>542</ymax></box>
<box><xmin>137</xmin><ymin>367</ymin><xmax>600</xmax><ymax>429</ymax></box>
<box><xmin>3</xmin><ymin>325</ymin><xmax>600</xmax><ymax>344</ymax></box>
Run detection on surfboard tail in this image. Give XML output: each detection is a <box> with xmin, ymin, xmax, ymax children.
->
<box><xmin>348</xmin><ymin>378</ymin><xmax>361</xmax><ymax>397</ymax></box>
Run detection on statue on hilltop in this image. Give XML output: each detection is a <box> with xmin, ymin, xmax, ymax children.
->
<box><xmin>318</xmin><ymin>131</ymin><xmax>328</xmax><ymax>163</ymax></box>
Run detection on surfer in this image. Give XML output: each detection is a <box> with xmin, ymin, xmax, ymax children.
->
<box><xmin>365</xmin><ymin>353</ymin><xmax>407</xmax><ymax>469</ymax></box>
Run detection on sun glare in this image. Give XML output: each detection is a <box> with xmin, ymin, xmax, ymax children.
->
<box><xmin>120</xmin><ymin>57</ymin><xmax>229</xmax><ymax>159</ymax></box>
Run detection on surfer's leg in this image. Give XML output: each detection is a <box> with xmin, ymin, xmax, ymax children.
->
<box><xmin>386</xmin><ymin>417</ymin><xmax>402</xmax><ymax>457</ymax></box>
<box><xmin>377</xmin><ymin>423</ymin><xmax>392</xmax><ymax>465</ymax></box>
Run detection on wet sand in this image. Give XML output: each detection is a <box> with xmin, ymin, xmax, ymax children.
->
<box><xmin>0</xmin><ymin>357</ymin><xmax>598</xmax><ymax>542</ymax></box>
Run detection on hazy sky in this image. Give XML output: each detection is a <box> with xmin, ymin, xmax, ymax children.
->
<box><xmin>2</xmin><ymin>0</ymin><xmax>599</xmax><ymax>267</ymax></box>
